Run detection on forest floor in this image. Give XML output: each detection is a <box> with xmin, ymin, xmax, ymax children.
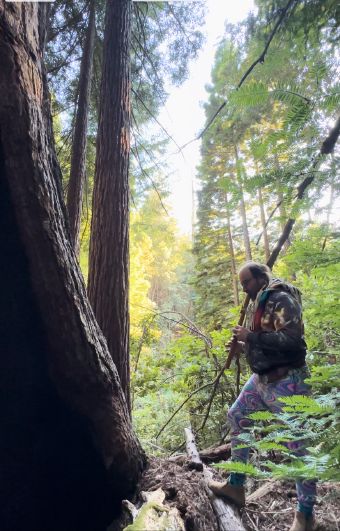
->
<box><xmin>133</xmin><ymin>457</ymin><xmax>340</xmax><ymax>531</ymax></box>
<box><xmin>242</xmin><ymin>477</ymin><xmax>340</xmax><ymax>531</ymax></box>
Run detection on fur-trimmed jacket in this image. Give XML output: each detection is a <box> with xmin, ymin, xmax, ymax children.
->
<box><xmin>245</xmin><ymin>279</ymin><xmax>307</xmax><ymax>374</ymax></box>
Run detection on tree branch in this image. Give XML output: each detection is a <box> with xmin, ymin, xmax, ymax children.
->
<box><xmin>181</xmin><ymin>0</ymin><xmax>298</xmax><ymax>149</ymax></box>
<box><xmin>132</xmin><ymin>88</ymin><xmax>184</xmax><ymax>154</ymax></box>
<box><xmin>155</xmin><ymin>380</ymin><xmax>215</xmax><ymax>440</ymax></box>
<box><xmin>131</xmin><ymin>140</ymin><xmax>169</xmax><ymax>216</ymax></box>
<box><xmin>236</xmin><ymin>0</ymin><xmax>297</xmax><ymax>90</ymax></box>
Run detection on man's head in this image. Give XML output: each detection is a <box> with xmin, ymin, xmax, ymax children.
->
<box><xmin>238</xmin><ymin>262</ymin><xmax>272</xmax><ymax>301</ymax></box>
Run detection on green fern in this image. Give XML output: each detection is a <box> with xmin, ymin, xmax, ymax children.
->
<box><xmin>271</xmin><ymin>82</ymin><xmax>311</xmax><ymax>105</ymax></box>
<box><xmin>320</xmin><ymin>91</ymin><xmax>340</xmax><ymax>112</ymax></box>
<box><xmin>306</xmin><ymin>365</ymin><xmax>340</xmax><ymax>390</ymax></box>
<box><xmin>278</xmin><ymin>394</ymin><xmax>334</xmax><ymax>415</ymax></box>
<box><xmin>283</xmin><ymin>101</ymin><xmax>313</xmax><ymax>133</ymax></box>
<box><xmin>257</xmin><ymin>441</ymin><xmax>288</xmax><ymax>452</ymax></box>
<box><xmin>248</xmin><ymin>411</ymin><xmax>276</xmax><ymax>421</ymax></box>
<box><xmin>265</xmin><ymin>452</ymin><xmax>336</xmax><ymax>481</ymax></box>
<box><xmin>230</xmin><ymin>81</ymin><xmax>269</xmax><ymax>107</ymax></box>
<box><xmin>214</xmin><ymin>460</ymin><xmax>267</xmax><ymax>478</ymax></box>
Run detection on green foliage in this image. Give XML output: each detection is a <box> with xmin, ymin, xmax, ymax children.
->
<box><xmin>278</xmin><ymin>394</ymin><xmax>334</xmax><ymax>415</ymax></box>
<box><xmin>215</xmin><ymin>461</ymin><xmax>266</xmax><ymax>478</ymax></box>
<box><xmin>132</xmin><ymin>323</ymin><xmax>248</xmax><ymax>453</ymax></box>
<box><xmin>133</xmin><ymin>1</ymin><xmax>340</xmax><ymax>464</ymax></box>
<box><xmin>216</xmin><ymin>365</ymin><xmax>340</xmax><ymax>483</ymax></box>
<box><xmin>133</xmin><ymin>390</ymin><xmax>190</xmax><ymax>455</ymax></box>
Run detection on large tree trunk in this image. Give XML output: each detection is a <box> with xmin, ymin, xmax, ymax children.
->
<box><xmin>67</xmin><ymin>0</ymin><xmax>96</xmax><ymax>255</ymax></box>
<box><xmin>0</xmin><ymin>3</ymin><xmax>145</xmax><ymax>530</ymax></box>
<box><xmin>88</xmin><ymin>0</ymin><xmax>131</xmax><ymax>411</ymax></box>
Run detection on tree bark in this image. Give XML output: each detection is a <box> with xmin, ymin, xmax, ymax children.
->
<box><xmin>88</xmin><ymin>0</ymin><xmax>131</xmax><ymax>411</ymax></box>
<box><xmin>67</xmin><ymin>0</ymin><xmax>96</xmax><ymax>255</ymax></box>
<box><xmin>0</xmin><ymin>3</ymin><xmax>145</xmax><ymax>529</ymax></box>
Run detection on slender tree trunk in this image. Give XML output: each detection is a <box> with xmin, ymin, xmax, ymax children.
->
<box><xmin>274</xmin><ymin>154</ymin><xmax>290</xmax><ymax>250</ymax></box>
<box><xmin>322</xmin><ymin>154</ymin><xmax>336</xmax><ymax>251</ymax></box>
<box><xmin>191</xmin><ymin>175</ymin><xmax>195</xmax><ymax>241</ymax></box>
<box><xmin>0</xmin><ymin>3</ymin><xmax>144</xmax><ymax>529</ymax></box>
<box><xmin>226</xmin><ymin>194</ymin><xmax>239</xmax><ymax>305</ymax></box>
<box><xmin>67</xmin><ymin>0</ymin><xmax>96</xmax><ymax>254</ymax></box>
<box><xmin>258</xmin><ymin>187</ymin><xmax>270</xmax><ymax>261</ymax></box>
<box><xmin>234</xmin><ymin>145</ymin><xmax>252</xmax><ymax>261</ymax></box>
<box><xmin>277</xmin><ymin>189</ymin><xmax>291</xmax><ymax>250</ymax></box>
<box><xmin>88</xmin><ymin>0</ymin><xmax>132</xmax><ymax>411</ymax></box>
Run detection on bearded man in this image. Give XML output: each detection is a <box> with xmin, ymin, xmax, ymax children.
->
<box><xmin>209</xmin><ymin>262</ymin><xmax>316</xmax><ymax>531</ymax></box>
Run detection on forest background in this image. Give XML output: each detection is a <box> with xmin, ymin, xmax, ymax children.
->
<box><xmin>48</xmin><ymin>0</ymin><xmax>339</xmax><ymax>482</ymax></box>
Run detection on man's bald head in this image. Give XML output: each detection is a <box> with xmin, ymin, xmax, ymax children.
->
<box><xmin>238</xmin><ymin>262</ymin><xmax>272</xmax><ymax>300</ymax></box>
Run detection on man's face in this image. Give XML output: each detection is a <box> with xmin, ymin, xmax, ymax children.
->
<box><xmin>239</xmin><ymin>268</ymin><xmax>263</xmax><ymax>301</ymax></box>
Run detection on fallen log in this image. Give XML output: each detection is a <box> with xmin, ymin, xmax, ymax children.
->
<box><xmin>184</xmin><ymin>427</ymin><xmax>203</xmax><ymax>471</ymax></box>
<box><xmin>204</xmin><ymin>468</ymin><xmax>246</xmax><ymax>531</ymax></box>
<box><xmin>200</xmin><ymin>443</ymin><xmax>231</xmax><ymax>462</ymax></box>
<box><xmin>169</xmin><ymin>443</ymin><xmax>231</xmax><ymax>465</ymax></box>
<box><xmin>184</xmin><ymin>426</ymin><xmax>246</xmax><ymax>531</ymax></box>
<box><xmin>247</xmin><ymin>480</ymin><xmax>281</xmax><ymax>504</ymax></box>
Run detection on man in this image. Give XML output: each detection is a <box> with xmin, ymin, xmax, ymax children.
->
<box><xmin>209</xmin><ymin>262</ymin><xmax>316</xmax><ymax>531</ymax></box>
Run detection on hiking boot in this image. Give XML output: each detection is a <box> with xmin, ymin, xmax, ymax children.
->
<box><xmin>208</xmin><ymin>480</ymin><xmax>245</xmax><ymax>507</ymax></box>
<box><xmin>289</xmin><ymin>511</ymin><xmax>316</xmax><ymax>531</ymax></box>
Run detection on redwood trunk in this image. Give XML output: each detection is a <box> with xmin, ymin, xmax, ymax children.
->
<box><xmin>67</xmin><ymin>0</ymin><xmax>96</xmax><ymax>254</ymax></box>
<box><xmin>88</xmin><ymin>0</ymin><xmax>131</xmax><ymax>411</ymax></box>
<box><xmin>0</xmin><ymin>3</ymin><xmax>144</xmax><ymax>529</ymax></box>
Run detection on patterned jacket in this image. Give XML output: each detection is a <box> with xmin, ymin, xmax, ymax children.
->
<box><xmin>245</xmin><ymin>279</ymin><xmax>307</xmax><ymax>374</ymax></box>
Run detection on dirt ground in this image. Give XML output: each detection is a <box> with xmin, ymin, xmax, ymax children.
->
<box><xmin>134</xmin><ymin>457</ymin><xmax>340</xmax><ymax>531</ymax></box>
<box><xmin>242</xmin><ymin>478</ymin><xmax>340</xmax><ymax>531</ymax></box>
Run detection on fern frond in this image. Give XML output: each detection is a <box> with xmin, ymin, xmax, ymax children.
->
<box><xmin>214</xmin><ymin>460</ymin><xmax>267</xmax><ymax>478</ymax></box>
<box><xmin>230</xmin><ymin>81</ymin><xmax>269</xmax><ymax>107</ymax></box>
<box><xmin>320</xmin><ymin>91</ymin><xmax>340</xmax><ymax>112</ymax></box>
<box><xmin>309</xmin><ymin>61</ymin><xmax>328</xmax><ymax>80</ymax></box>
<box><xmin>271</xmin><ymin>84</ymin><xmax>311</xmax><ymax>105</ymax></box>
<box><xmin>265</xmin><ymin>453</ymin><xmax>337</xmax><ymax>481</ymax></box>
<box><xmin>234</xmin><ymin>444</ymin><xmax>250</xmax><ymax>450</ymax></box>
<box><xmin>278</xmin><ymin>394</ymin><xmax>334</xmax><ymax>415</ymax></box>
<box><xmin>283</xmin><ymin>101</ymin><xmax>313</xmax><ymax>133</ymax></box>
<box><xmin>248</xmin><ymin>411</ymin><xmax>276</xmax><ymax>421</ymax></box>
<box><xmin>257</xmin><ymin>441</ymin><xmax>288</xmax><ymax>452</ymax></box>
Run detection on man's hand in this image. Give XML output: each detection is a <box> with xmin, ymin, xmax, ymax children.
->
<box><xmin>227</xmin><ymin>338</ymin><xmax>244</xmax><ymax>355</ymax></box>
<box><xmin>232</xmin><ymin>325</ymin><xmax>250</xmax><ymax>343</ymax></box>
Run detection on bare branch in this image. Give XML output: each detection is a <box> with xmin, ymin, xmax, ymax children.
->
<box><xmin>256</xmin><ymin>198</ymin><xmax>283</xmax><ymax>246</ymax></box>
<box><xmin>237</xmin><ymin>0</ymin><xmax>297</xmax><ymax>90</ymax></box>
<box><xmin>155</xmin><ymin>380</ymin><xmax>215</xmax><ymax>440</ymax></box>
<box><xmin>160</xmin><ymin>310</ymin><xmax>212</xmax><ymax>347</ymax></box>
<box><xmin>267</xmin><ymin>114</ymin><xmax>340</xmax><ymax>267</ymax></box>
<box><xmin>131</xmin><ymin>142</ymin><xmax>169</xmax><ymax>216</ymax></box>
<box><xmin>132</xmin><ymin>88</ymin><xmax>184</xmax><ymax>155</ymax></box>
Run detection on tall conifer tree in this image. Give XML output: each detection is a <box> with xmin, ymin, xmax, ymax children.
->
<box><xmin>88</xmin><ymin>0</ymin><xmax>132</xmax><ymax>410</ymax></box>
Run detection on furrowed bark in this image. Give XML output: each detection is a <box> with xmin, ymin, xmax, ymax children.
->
<box><xmin>88</xmin><ymin>0</ymin><xmax>132</xmax><ymax>411</ymax></box>
<box><xmin>0</xmin><ymin>2</ymin><xmax>145</xmax><ymax>528</ymax></box>
<box><xmin>67</xmin><ymin>0</ymin><xmax>96</xmax><ymax>254</ymax></box>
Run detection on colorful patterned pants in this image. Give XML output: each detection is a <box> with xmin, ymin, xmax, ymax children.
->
<box><xmin>228</xmin><ymin>367</ymin><xmax>316</xmax><ymax>509</ymax></box>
